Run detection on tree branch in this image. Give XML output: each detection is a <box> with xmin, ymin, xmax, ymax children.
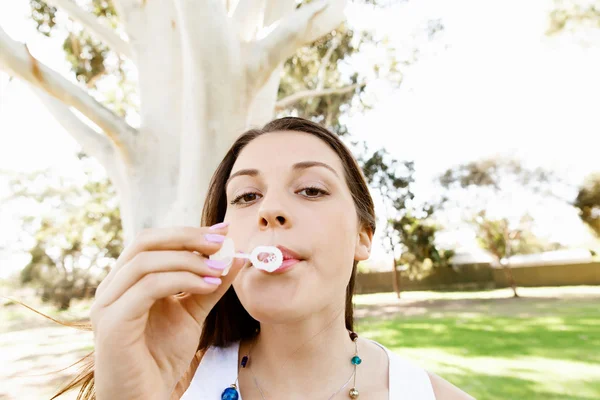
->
<box><xmin>43</xmin><ymin>0</ymin><xmax>132</xmax><ymax>58</ymax></box>
<box><xmin>174</xmin><ymin>0</ymin><xmax>235</xmax><ymax>51</ymax></box>
<box><xmin>316</xmin><ymin>33</ymin><xmax>342</xmax><ymax>90</ymax></box>
<box><xmin>32</xmin><ymin>87</ymin><xmax>117</xmax><ymax>169</ymax></box>
<box><xmin>244</xmin><ymin>0</ymin><xmax>296</xmax><ymax>127</ymax></box>
<box><xmin>0</xmin><ymin>27</ymin><xmax>135</xmax><ymax>164</ymax></box>
<box><xmin>247</xmin><ymin>0</ymin><xmax>347</xmax><ymax>88</ymax></box>
<box><xmin>263</xmin><ymin>0</ymin><xmax>296</xmax><ymax>26</ymax></box>
<box><xmin>275</xmin><ymin>82</ymin><xmax>364</xmax><ymax>110</ymax></box>
<box><xmin>232</xmin><ymin>0</ymin><xmax>267</xmax><ymax>40</ymax></box>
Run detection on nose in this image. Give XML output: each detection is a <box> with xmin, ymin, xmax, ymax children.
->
<box><xmin>257</xmin><ymin>192</ymin><xmax>292</xmax><ymax>230</ymax></box>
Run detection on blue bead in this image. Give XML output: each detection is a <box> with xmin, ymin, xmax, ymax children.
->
<box><xmin>351</xmin><ymin>355</ymin><xmax>362</xmax><ymax>365</ymax></box>
<box><xmin>221</xmin><ymin>387</ymin><xmax>239</xmax><ymax>400</ymax></box>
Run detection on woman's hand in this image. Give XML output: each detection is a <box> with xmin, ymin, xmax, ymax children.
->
<box><xmin>91</xmin><ymin>224</ymin><xmax>243</xmax><ymax>400</ymax></box>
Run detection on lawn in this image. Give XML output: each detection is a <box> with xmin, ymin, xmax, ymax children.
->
<box><xmin>1</xmin><ymin>285</ymin><xmax>598</xmax><ymax>399</ymax></box>
<box><xmin>355</xmin><ymin>286</ymin><xmax>600</xmax><ymax>400</ymax></box>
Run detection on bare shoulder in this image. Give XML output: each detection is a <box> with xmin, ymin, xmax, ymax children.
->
<box><xmin>427</xmin><ymin>371</ymin><xmax>476</xmax><ymax>400</ymax></box>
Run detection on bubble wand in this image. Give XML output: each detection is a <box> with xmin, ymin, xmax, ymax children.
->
<box><xmin>209</xmin><ymin>238</ymin><xmax>284</xmax><ymax>274</ymax></box>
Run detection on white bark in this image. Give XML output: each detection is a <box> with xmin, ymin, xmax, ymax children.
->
<box><xmin>30</xmin><ymin>86</ymin><xmax>135</xmax><ymax>241</ymax></box>
<box><xmin>43</xmin><ymin>0</ymin><xmax>132</xmax><ymax>58</ymax></box>
<box><xmin>275</xmin><ymin>83</ymin><xmax>364</xmax><ymax>110</ymax></box>
<box><xmin>111</xmin><ymin>0</ymin><xmax>182</xmax><ymax>136</ymax></box>
<box><xmin>263</xmin><ymin>0</ymin><xmax>296</xmax><ymax>29</ymax></box>
<box><xmin>246</xmin><ymin>64</ymin><xmax>284</xmax><ymax>127</ymax></box>
<box><xmin>247</xmin><ymin>0</ymin><xmax>347</xmax><ymax>88</ymax></box>
<box><xmin>232</xmin><ymin>0</ymin><xmax>267</xmax><ymax>40</ymax></box>
<box><xmin>109</xmin><ymin>0</ymin><xmax>145</xmax><ymax>46</ymax></box>
<box><xmin>169</xmin><ymin>0</ymin><xmax>250</xmax><ymax>226</ymax></box>
<box><xmin>245</xmin><ymin>0</ymin><xmax>297</xmax><ymax>127</ymax></box>
<box><xmin>1</xmin><ymin>0</ymin><xmax>348</xmax><ymax>242</ymax></box>
<box><xmin>0</xmin><ymin>27</ymin><xmax>136</xmax><ymax>164</ymax></box>
<box><xmin>107</xmin><ymin>0</ymin><xmax>187</xmax><ymax>235</ymax></box>
<box><xmin>33</xmin><ymin>87</ymin><xmax>116</xmax><ymax>169</ymax></box>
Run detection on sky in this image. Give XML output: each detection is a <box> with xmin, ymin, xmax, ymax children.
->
<box><xmin>1</xmin><ymin>0</ymin><xmax>599</xmax><ymax>278</ymax></box>
<box><xmin>346</xmin><ymin>0</ymin><xmax>600</xmax><ymax>254</ymax></box>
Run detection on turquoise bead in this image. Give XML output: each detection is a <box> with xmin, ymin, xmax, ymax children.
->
<box><xmin>351</xmin><ymin>355</ymin><xmax>362</xmax><ymax>365</ymax></box>
<box><xmin>221</xmin><ymin>387</ymin><xmax>239</xmax><ymax>400</ymax></box>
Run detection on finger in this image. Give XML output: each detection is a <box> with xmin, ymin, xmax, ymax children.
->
<box><xmin>106</xmin><ymin>271</ymin><xmax>223</xmax><ymax>324</ymax></box>
<box><xmin>96</xmin><ymin>225</ymin><xmax>229</xmax><ymax>298</ymax></box>
<box><xmin>181</xmin><ymin>257</ymin><xmax>247</xmax><ymax>317</ymax></box>
<box><xmin>95</xmin><ymin>250</ymin><xmax>228</xmax><ymax>308</ymax></box>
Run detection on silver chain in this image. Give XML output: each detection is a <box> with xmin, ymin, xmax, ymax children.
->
<box><xmin>250</xmin><ymin>362</ymin><xmax>356</xmax><ymax>400</ymax></box>
<box><xmin>246</xmin><ymin>328</ymin><xmax>359</xmax><ymax>400</ymax></box>
<box><xmin>238</xmin><ymin>309</ymin><xmax>358</xmax><ymax>399</ymax></box>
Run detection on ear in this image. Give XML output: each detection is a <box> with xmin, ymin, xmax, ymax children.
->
<box><xmin>354</xmin><ymin>225</ymin><xmax>373</xmax><ymax>262</ymax></box>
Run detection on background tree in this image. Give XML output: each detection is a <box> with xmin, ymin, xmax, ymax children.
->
<box><xmin>472</xmin><ymin>211</ymin><xmax>560</xmax><ymax>297</ymax></box>
<box><xmin>2</xmin><ymin>0</ymin><xmax>446</xmax><ymax>308</ymax></box>
<box><xmin>3</xmin><ymin>154</ymin><xmax>123</xmax><ymax>309</ymax></box>
<box><xmin>439</xmin><ymin>156</ymin><xmax>568</xmax><ymax>297</ymax></box>
<box><xmin>439</xmin><ymin>157</ymin><xmax>557</xmax><ymax>195</ymax></box>
<box><xmin>547</xmin><ymin>0</ymin><xmax>600</xmax><ymax>36</ymax></box>
<box><xmin>544</xmin><ymin>1</ymin><xmax>599</xmax><ymax>250</ymax></box>
<box><xmin>361</xmin><ymin>147</ymin><xmax>453</xmax><ymax>298</ymax></box>
<box><xmin>391</xmin><ymin>209</ymin><xmax>454</xmax><ymax>281</ymax></box>
<box><xmin>1</xmin><ymin>0</ymin><xmax>436</xmax><ymax>243</ymax></box>
<box><xmin>574</xmin><ymin>173</ymin><xmax>600</xmax><ymax>238</ymax></box>
<box><xmin>0</xmin><ymin>0</ymin><xmax>354</xmax><ymax>243</ymax></box>
<box><xmin>439</xmin><ymin>156</ymin><xmax>565</xmax><ymax>226</ymax></box>
<box><xmin>360</xmin><ymin>148</ymin><xmax>413</xmax><ymax>297</ymax></box>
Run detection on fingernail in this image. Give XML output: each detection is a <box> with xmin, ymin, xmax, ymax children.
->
<box><xmin>206</xmin><ymin>259</ymin><xmax>227</xmax><ymax>270</ymax></box>
<box><xmin>203</xmin><ymin>276</ymin><xmax>222</xmax><ymax>285</ymax></box>
<box><xmin>205</xmin><ymin>233</ymin><xmax>226</xmax><ymax>243</ymax></box>
<box><xmin>209</xmin><ymin>221</ymin><xmax>230</xmax><ymax>230</ymax></box>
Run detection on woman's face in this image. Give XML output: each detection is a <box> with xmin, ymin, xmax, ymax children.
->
<box><xmin>223</xmin><ymin>131</ymin><xmax>372</xmax><ymax>323</ymax></box>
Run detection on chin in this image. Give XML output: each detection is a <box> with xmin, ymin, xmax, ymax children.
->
<box><xmin>235</xmin><ymin>265</ymin><xmax>321</xmax><ymax>323</ymax></box>
<box><xmin>241</xmin><ymin>291</ymin><xmax>306</xmax><ymax>324</ymax></box>
<box><xmin>247</xmin><ymin>303</ymin><xmax>306</xmax><ymax>325</ymax></box>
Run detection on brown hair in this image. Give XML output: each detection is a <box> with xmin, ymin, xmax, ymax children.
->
<box><xmin>19</xmin><ymin>117</ymin><xmax>376</xmax><ymax>399</ymax></box>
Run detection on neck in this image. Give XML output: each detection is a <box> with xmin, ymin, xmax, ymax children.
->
<box><xmin>246</xmin><ymin>302</ymin><xmax>356</xmax><ymax>394</ymax></box>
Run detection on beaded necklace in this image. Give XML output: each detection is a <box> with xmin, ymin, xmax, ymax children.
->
<box><xmin>221</xmin><ymin>331</ymin><xmax>362</xmax><ymax>400</ymax></box>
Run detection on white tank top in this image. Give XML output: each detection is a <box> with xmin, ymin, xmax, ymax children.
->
<box><xmin>181</xmin><ymin>339</ymin><xmax>436</xmax><ymax>399</ymax></box>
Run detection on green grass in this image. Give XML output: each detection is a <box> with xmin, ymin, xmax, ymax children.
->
<box><xmin>3</xmin><ymin>283</ymin><xmax>599</xmax><ymax>399</ymax></box>
<box><xmin>355</xmin><ymin>287</ymin><xmax>600</xmax><ymax>399</ymax></box>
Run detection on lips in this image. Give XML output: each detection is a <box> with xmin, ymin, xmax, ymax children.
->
<box><xmin>276</xmin><ymin>245</ymin><xmax>304</xmax><ymax>261</ymax></box>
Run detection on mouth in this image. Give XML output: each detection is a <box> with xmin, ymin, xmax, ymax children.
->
<box><xmin>251</xmin><ymin>245</ymin><xmax>304</xmax><ymax>274</ymax></box>
<box><xmin>247</xmin><ymin>245</ymin><xmax>306</xmax><ymax>273</ymax></box>
<box><xmin>275</xmin><ymin>245</ymin><xmax>305</xmax><ymax>262</ymax></box>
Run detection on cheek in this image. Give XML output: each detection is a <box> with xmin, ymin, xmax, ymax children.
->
<box><xmin>316</xmin><ymin>204</ymin><xmax>358</xmax><ymax>273</ymax></box>
<box><xmin>224</xmin><ymin>211</ymin><xmax>256</xmax><ymax>250</ymax></box>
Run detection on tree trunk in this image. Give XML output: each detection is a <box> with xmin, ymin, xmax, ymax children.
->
<box><xmin>397</xmin><ymin>263</ymin><xmax>403</xmax><ymax>298</ymax></box>
<box><xmin>503</xmin><ymin>227</ymin><xmax>519</xmax><ymax>297</ymax></box>
<box><xmin>0</xmin><ymin>0</ymin><xmax>348</xmax><ymax>243</ymax></box>
<box><xmin>387</xmin><ymin>237</ymin><xmax>401</xmax><ymax>299</ymax></box>
<box><xmin>391</xmin><ymin>254</ymin><xmax>400</xmax><ymax>299</ymax></box>
<box><xmin>502</xmin><ymin>265</ymin><xmax>519</xmax><ymax>298</ymax></box>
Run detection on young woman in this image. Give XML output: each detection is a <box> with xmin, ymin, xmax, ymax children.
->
<box><xmin>76</xmin><ymin>117</ymin><xmax>474</xmax><ymax>399</ymax></box>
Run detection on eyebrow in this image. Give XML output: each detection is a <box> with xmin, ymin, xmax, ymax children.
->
<box><xmin>225</xmin><ymin>161</ymin><xmax>340</xmax><ymax>189</ymax></box>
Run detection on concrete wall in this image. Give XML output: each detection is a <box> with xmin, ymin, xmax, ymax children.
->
<box><xmin>354</xmin><ymin>261</ymin><xmax>600</xmax><ymax>294</ymax></box>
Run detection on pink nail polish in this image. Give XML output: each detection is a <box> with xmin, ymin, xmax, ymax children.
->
<box><xmin>205</xmin><ymin>233</ymin><xmax>226</xmax><ymax>243</ymax></box>
<box><xmin>209</xmin><ymin>221</ymin><xmax>230</xmax><ymax>230</ymax></box>
<box><xmin>206</xmin><ymin>259</ymin><xmax>226</xmax><ymax>270</ymax></box>
<box><xmin>203</xmin><ymin>276</ymin><xmax>222</xmax><ymax>285</ymax></box>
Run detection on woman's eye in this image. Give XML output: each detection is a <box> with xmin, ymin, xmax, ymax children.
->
<box><xmin>230</xmin><ymin>192</ymin><xmax>261</xmax><ymax>205</ymax></box>
<box><xmin>230</xmin><ymin>187</ymin><xmax>328</xmax><ymax>205</ymax></box>
<box><xmin>298</xmin><ymin>187</ymin><xmax>328</xmax><ymax>198</ymax></box>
